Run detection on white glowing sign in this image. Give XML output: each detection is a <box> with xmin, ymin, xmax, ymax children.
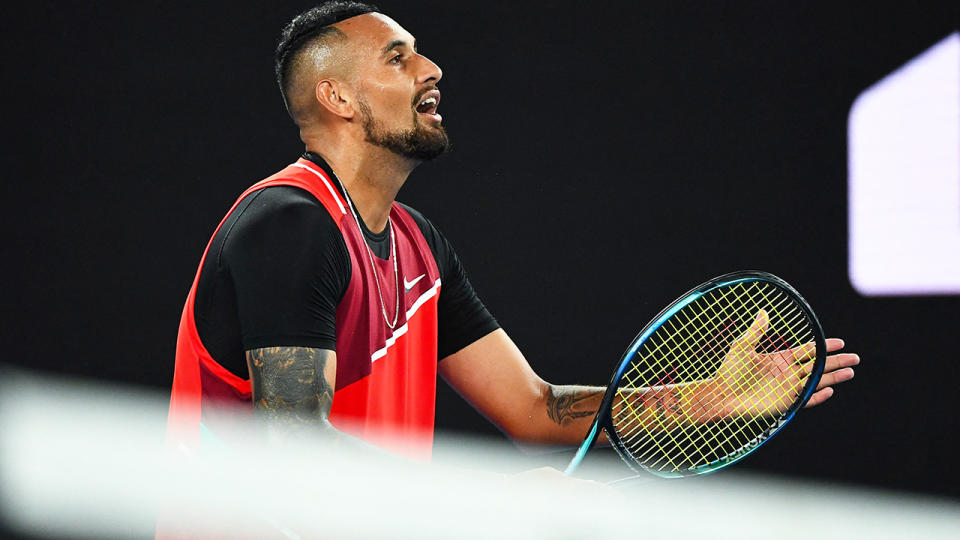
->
<box><xmin>848</xmin><ymin>32</ymin><xmax>960</xmax><ymax>296</ymax></box>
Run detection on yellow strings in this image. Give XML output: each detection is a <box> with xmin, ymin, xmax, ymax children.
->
<box><xmin>612</xmin><ymin>281</ymin><xmax>815</xmax><ymax>472</ymax></box>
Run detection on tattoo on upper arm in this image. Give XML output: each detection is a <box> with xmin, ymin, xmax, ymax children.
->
<box><xmin>545</xmin><ymin>386</ymin><xmax>598</xmax><ymax>426</ymax></box>
<box><xmin>246</xmin><ymin>347</ymin><xmax>335</xmax><ymax>437</ymax></box>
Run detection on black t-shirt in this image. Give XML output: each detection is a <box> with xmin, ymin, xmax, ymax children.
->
<box><xmin>193</xmin><ymin>153</ymin><xmax>499</xmax><ymax>378</ymax></box>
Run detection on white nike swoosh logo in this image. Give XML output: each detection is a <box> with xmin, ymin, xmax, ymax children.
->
<box><xmin>404</xmin><ymin>274</ymin><xmax>426</xmax><ymax>292</ymax></box>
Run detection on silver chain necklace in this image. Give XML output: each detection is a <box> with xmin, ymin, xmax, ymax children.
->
<box><xmin>334</xmin><ymin>176</ymin><xmax>400</xmax><ymax>330</ymax></box>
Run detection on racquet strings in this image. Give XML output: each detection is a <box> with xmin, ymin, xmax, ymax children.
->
<box><xmin>610</xmin><ymin>280</ymin><xmax>817</xmax><ymax>475</ymax></box>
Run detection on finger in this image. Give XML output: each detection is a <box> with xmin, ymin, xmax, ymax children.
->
<box><xmin>824</xmin><ymin>353</ymin><xmax>860</xmax><ymax>373</ymax></box>
<box><xmin>781</xmin><ymin>341</ymin><xmax>816</xmax><ymax>363</ymax></box>
<box><xmin>803</xmin><ymin>387</ymin><xmax>834</xmax><ymax>408</ymax></box>
<box><xmin>825</xmin><ymin>338</ymin><xmax>845</xmax><ymax>353</ymax></box>
<box><xmin>794</xmin><ymin>352</ymin><xmax>860</xmax><ymax>375</ymax></box>
<box><xmin>816</xmin><ymin>367</ymin><xmax>855</xmax><ymax>390</ymax></box>
<box><xmin>783</xmin><ymin>339</ymin><xmax>847</xmax><ymax>363</ymax></box>
<box><xmin>735</xmin><ymin>310</ymin><xmax>769</xmax><ymax>350</ymax></box>
<box><xmin>795</xmin><ymin>354</ymin><xmax>858</xmax><ymax>382</ymax></box>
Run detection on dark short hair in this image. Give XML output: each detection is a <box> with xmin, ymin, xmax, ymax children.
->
<box><xmin>275</xmin><ymin>1</ymin><xmax>380</xmax><ymax>115</ymax></box>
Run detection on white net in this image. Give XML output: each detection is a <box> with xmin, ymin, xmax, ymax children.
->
<box><xmin>1</xmin><ymin>368</ymin><xmax>958</xmax><ymax>540</ymax></box>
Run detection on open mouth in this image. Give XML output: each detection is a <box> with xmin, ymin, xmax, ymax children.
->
<box><xmin>415</xmin><ymin>90</ymin><xmax>442</xmax><ymax>123</ymax></box>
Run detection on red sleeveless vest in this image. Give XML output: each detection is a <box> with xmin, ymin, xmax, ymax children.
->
<box><xmin>167</xmin><ymin>158</ymin><xmax>441</xmax><ymax>459</ymax></box>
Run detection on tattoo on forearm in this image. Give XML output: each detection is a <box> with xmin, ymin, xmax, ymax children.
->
<box><xmin>246</xmin><ymin>347</ymin><xmax>335</xmax><ymax>439</ymax></box>
<box><xmin>545</xmin><ymin>386</ymin><xmax>598</xmax><ymax>426</ymax></box>
<box><xmin>656</xmin><ymin>390</ymin><xmax>680</xmax><ymax>421</ymax></box>
<box><xmin>620</xmin><ymin>387</ymin><xmax>684</xmax><ymax>427</ymax></box>
<box><xmin>664</xmin><ymin>390</ymin><xmax>682</xmax><ymax>415</ymax></box>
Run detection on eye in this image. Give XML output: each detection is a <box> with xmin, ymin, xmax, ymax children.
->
<box><xmin>389</xmin><ymin>53</ymin><xmax>403</xmax><ymax>65</ymax></box>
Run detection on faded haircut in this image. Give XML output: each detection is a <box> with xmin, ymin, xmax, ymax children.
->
<box><xmin>275</xmin><ymin>1</ymin><xmax>380</xmax><ymax>117</ymax></box>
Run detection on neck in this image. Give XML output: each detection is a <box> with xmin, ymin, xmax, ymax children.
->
<box><xmin>305</xmin><ymin>137</ymin><xmax>417</xmax><ymax>234</ymax></box>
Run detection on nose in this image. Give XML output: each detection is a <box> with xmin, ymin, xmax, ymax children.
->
<box><xmin>416</xmin><ymin>54</ymin><xmax>443</xmax><ymax>85</ymax></box>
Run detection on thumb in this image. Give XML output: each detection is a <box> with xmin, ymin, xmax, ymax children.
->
<box><xmin>734</xmin><ymin>309</ymin><xmax>768</xmax><ymax>351</ymax></box>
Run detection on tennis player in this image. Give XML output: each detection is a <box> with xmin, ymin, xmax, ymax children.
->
<box><xmin>167</xmin><ymin>1</ymin><xmax>859</xmax><ymax>461</ymax></box>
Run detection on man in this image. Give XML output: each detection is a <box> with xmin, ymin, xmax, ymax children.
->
<box><xmin>167</xmin><ymin>1</ymin><xmax>858</xmax><ymax>460</ymax></box>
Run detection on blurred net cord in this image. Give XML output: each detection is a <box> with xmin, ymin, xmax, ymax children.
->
<box><xmin>1</xmin><ymin>365</ymin><xmax>958</xmax><ymax>539</ymax></box>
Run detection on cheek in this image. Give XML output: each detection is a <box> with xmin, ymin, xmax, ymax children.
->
<box><xmin>380</xmin><ymin>95</ymin><xmax>415</xmax><ymax>125</ymax></box>
<box><xmin>363</xmin><ymin>82</ymin><xmax>413</xmax><ymax>117</ymax></box>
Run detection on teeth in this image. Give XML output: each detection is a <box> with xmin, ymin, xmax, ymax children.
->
<box><xmin>420</xmin><ymin>97</ymin><xmax>437</xmax><ymax>107</ymax></box>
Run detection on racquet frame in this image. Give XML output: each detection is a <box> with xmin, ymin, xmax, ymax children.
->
<box><xmin>564</xmin><ymin>270</ymin><xmax>826</xmax><ymax>478</ymax></box>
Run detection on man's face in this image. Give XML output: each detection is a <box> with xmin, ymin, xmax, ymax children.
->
<box><xmin>339</xmin><ymin>13</ymin><xmax>448</xmax><ymax>161</ymax></box>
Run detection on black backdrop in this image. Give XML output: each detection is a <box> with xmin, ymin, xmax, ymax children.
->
<box><xmin>4</xmin><ymin>0</ymin><xmax>960</xmax><ymax>499</ymax></box>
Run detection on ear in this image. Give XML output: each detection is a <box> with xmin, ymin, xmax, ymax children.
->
<box><xmin>316</xmin><ymin>79</ymin><xmax>355</xmax><ymax>120</ymax></box>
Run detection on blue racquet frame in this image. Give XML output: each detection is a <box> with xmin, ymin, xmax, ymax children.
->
<box><xmin>564</xmin><ymin>270</ymin><xmax>826</xmax><ymax>478</ymax></box>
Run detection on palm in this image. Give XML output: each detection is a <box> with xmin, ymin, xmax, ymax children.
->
<box><xmin>712</xmin><ymin>310</ymin><xmax>813</xmax><ymax>418</ymax></box>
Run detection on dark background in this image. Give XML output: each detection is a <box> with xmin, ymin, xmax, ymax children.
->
<box><xmin>3</xmin><ymin>0</ymin><xmax>959</xmax><ymax>502</ymax></box>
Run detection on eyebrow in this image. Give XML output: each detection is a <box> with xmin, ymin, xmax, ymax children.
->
<box><xmin>382</xmin><ymin>39</ymin><xmax>417</xmax><ymax>55</ymax></box>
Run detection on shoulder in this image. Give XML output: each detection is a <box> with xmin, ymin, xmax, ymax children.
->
<box><xmin>239</xmin><ymin>185</ymin><xmax>329</xmax><ymax>219</ymax></box>
<box><xmin>396</xmin><ymin>202</ymin><xmax>446</xmax><ymax>245</ymax></box>
<box><xmin>231</xmin><ymin>186</ymin><xmax>335</xmax><ymax>233</ymax></box>
<box><xmin>396</xmin><ymin>202</ymin><xmax>429</xmax><ymax>227</ymax></box>
<box><xmin>220</xmin><ymin>186</ymin><xmax>343</xmax><ymax>260</ymax></box>
<box><xmin>396</xmin><ymin>202</ymin><xmax>463</xmax><ymax>281</ymax></box>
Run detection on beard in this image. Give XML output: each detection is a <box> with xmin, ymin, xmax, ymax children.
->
<box><xmin>358</xmin><ymin>96</ymin><xmax>449</xmax><ymax>161</ymax></box>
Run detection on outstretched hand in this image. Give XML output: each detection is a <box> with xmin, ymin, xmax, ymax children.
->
<box><xmin>711</xmin><ymin>310</ymin><xmax>859</xmax><ymax>418</ymax></box>
<box><xmin>803</xmin><ymin>337</ymin><xmax>858</xmax><ymax>407</ymax></box>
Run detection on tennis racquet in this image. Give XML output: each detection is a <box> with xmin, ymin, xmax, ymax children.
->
<box><xmin>565</xmin><ymin>270</ymin><xmax>826</xmax><ymax>479</ymax></box>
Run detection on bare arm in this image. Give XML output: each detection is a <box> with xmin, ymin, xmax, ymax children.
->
<box><xmin>245</xmin><ymin>342</ymin><xmax>676</xmax><ymax>447</ymax></box>
<box><xmin>541</xmin><ymin>384</ymin><xmax>704</xmax><ymax>444</ymax></box>
<box><xmin>439</xmin><ymin>330</ymin><xmax>605</xmax><ymax>445</ymax></box>
<box><xmin>439</xmin><ymin>330</ymin><xmax>706</xmax><ymax>445</ymax></box>
<box><xmin>440</xmin><ymin>329</ymin><xmax>858</xmax><ymax>446</ymax></box>
<box><xmin>246</xmin><ymin>345</ymin><xmax>400</xmax><ymax>460</ymax></box>
<box><xmin>246</xmin><ymin>346</ymin><xmax>340</xmax><ymax>445</ymax></box>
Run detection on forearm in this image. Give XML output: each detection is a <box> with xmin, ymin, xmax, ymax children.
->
<box><xmin>610</xmin><ymin>380</ymin><xmax>719</xmax><ymax>438</ymax></box>
<box><xmin>518</xmin><ymin>381</ymin><xmax>720</xmax><ymax>446</ymax></box>
<box><xmin>439</xmin><ymin>331</ymin><xmax>716</xmax><ymax>446</ymax></box>
<box><xmin>511</xmin><ymin>384</ymin><xmax>605</xmax><ymax>446</ymax></box>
